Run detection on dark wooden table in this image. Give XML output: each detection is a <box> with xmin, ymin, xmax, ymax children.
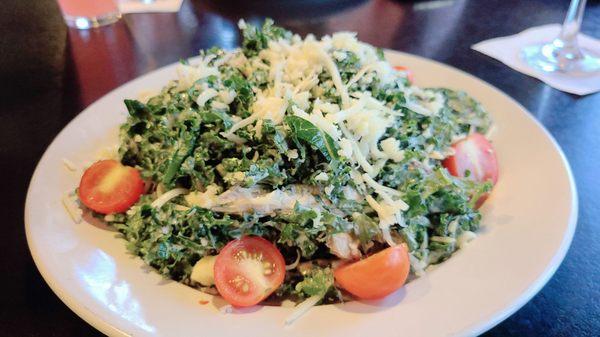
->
<box><xmin>1</xmin><ymin>0</ymin><xmax>598</xmax><ymax>336</ymax></box>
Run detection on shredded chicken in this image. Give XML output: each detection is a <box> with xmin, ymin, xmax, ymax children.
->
<box><xmin>326</xmin><ymin>233</ymin><xmax>362</xmax><ymax>260</ymax></box>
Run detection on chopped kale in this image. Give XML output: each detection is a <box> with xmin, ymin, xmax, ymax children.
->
<box><xmin>105</xmin><ymin>19</ymin><xmax>494</xmax><ymax>302</ymax></box>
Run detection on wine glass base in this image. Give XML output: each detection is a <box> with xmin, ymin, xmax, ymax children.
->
<box><xmin>521</xmin><ymin>42</ymin><xmax>600</xmax><ymax>74</ymax></box>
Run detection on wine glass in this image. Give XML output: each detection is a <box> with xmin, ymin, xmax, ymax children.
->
<box><xmin>57</xmin><ymin>0</ymin><xmax>121</xmax><ymax>29</ymax></box>
<box><xmin>521</xmin><ymin>0</ymin><xmax>600</xmax><ymax>74</ymax></box>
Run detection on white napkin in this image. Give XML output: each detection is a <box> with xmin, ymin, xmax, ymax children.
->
<box><xmin>118</xmin><ymin>0</ymin><xmax>183</xmax><ymax>14</ymax></box>
<box><xmin>472</xmin><ymin>24</ymin><xmax>600</xmax><ymax>96</ymax></box>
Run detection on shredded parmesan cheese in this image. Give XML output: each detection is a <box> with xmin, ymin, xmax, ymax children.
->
<box><xmin>151</xmin><ymin>188</ymin><xmax>189</xmax><ymax>209</ymax></box>
<box><xmin>430</xmin><ymin>236</ymin><xmax>456</xmax><ymax>244</ymax></box>
<box><xmin>196</xmin><ymin>88</ymin><xmax>218</xmax><ymax>107</ymax></box>
<box><xmin>62</xmin><ymin>158</ymin><xmax>77</xmax><ymax>172</ymax></box>
<box><xmin>62</xmin><ymin>192</ymin><xmax>82</xmax><ymax>224</ymax></box>
<box><xmin>285</xmin><ymin>295</ymin><xmax>322</xmax><ymax>325</ymax></box>
<box><xmin>457</xmin><ymin>231</ymin><xmax>477</xmax><ymax>248</ymax></box>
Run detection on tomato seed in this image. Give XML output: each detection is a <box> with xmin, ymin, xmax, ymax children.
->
<box><xmin>236</xmin><ymin>250</ymin><xmax>248</xmax><ymax>260</ymax></box>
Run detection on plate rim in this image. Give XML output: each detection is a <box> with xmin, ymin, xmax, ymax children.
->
<box><xmin>24</xmin><ymin>50</ymin><xmax>578</xmax><ymax>337</ymax></box>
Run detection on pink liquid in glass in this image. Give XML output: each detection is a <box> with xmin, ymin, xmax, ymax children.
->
<box><xmin>58</xmin><ymin>0</ymin><xmax>118</xmax><ymax>17</ymax></box>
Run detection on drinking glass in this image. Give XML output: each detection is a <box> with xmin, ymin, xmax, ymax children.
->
<box><xmin>521</xmin><ymin>0</ymin><xmax>600</xmax><ymax>74</ymax></box>
<box><xmin>57</xmin><ymin>0</ymin><xmax>121</xmax><ymax>29</ymax></box>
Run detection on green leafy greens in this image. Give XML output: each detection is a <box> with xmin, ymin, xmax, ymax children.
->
<box><xmin>104</xmin><ymin>19</ymin><xmax>494</xmax><ymax>304</ymax></box>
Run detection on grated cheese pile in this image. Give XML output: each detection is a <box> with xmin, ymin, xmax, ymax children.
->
<box><xmin>175</xmin><ymin>21</ymin><xmax>446</xmax><ymax>249</ymax></box>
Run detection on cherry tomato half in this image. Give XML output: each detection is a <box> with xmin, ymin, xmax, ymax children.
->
<box><xmin>443</xmin><ymin>132</ymin><xmax>499</xmax><ymax>184</ymax></box>
<box><xmin>334</xmin><ymin>244</ymin><xmax>410</xmax><ymax>300</ymax></box>
<box><xmin>78</xmin><ymin>159</ymin><xmax>144</xmax><ymax>214</ymax></box>
<box><xmin>214</xmin><ymin>236</ymin><xmax>286</xmax><ymax>307</ymax></box>
<box><xmin>442</xmin><ymin>132</ymin><xmax>498</xmax><ymax>208</ymax></box>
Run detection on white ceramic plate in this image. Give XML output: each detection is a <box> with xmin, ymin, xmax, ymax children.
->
<box><xmin>25</xmin><ymin>51</ymin><xmax>577</xmax><ymax>337</ymax></box>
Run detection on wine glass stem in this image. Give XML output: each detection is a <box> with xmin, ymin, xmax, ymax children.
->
<box><xmin>557</xmin><ymin>0</ymin><xmax>586</xmax><ymax>51</ymax></box>
<box><xmin>520</xmin><ymin>0</ymin><xmax>599</xmax><ymax>73</ymax></box>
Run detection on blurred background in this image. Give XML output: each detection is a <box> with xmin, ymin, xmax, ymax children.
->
<box><xmin>1</xmin><ymin>1</ymin><xmax>599</xmax><ymax>336</ymax></box>
<box><xmin>6</xmin><ymin>0</ymin><xmax>598</xmax><ymax>107</ymax></box>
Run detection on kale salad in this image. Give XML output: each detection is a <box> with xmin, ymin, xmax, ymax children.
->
<box><xmin>74</xmin><ymin>20</ymin><xmax>496</xmax><ymax>315</ymax></box>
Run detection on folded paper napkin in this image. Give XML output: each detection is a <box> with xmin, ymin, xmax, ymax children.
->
<box><xmin>118</xmin><ymin>0</ymin><xmax>183</xmax><ymax>14</ymax></box>
<box><xmin>472</xmin><ymin>24</ymin><xmax>600</xmax><ymax>96</ymax></box>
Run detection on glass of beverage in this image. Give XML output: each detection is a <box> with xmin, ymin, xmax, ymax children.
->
<box><xmin>521</xmin><ymin>0</ymin><xmax>600</xmax><ymax>74</ymax></box>
<box><xmin>57</xmin><ymin>0</ymin><xmax>121</xmax><ymax>29</ymax></box>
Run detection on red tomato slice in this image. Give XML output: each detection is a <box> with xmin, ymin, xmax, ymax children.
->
<box><xmin>334</xmin><ymin>244</ymin><xmax>410</xmax><ymax>300</ymax></box>
<box><xmin>78</xmin><ymin>160</ymin><xmax>145</xmax><ymax>214</ymax></box>
<box><xmin>394</xmin><ymin>65</ymin><xmax>414</xmax><ymax>83</ymax></box>
<box><xmin>214</xmin><ymin>236</ymin><xmax>286</xmax><ymax>307</ymax></box>
<box><xmin>443</xmin><ymin>132</ymin><xmax>498</xmax><ymax>184</ymax></box>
